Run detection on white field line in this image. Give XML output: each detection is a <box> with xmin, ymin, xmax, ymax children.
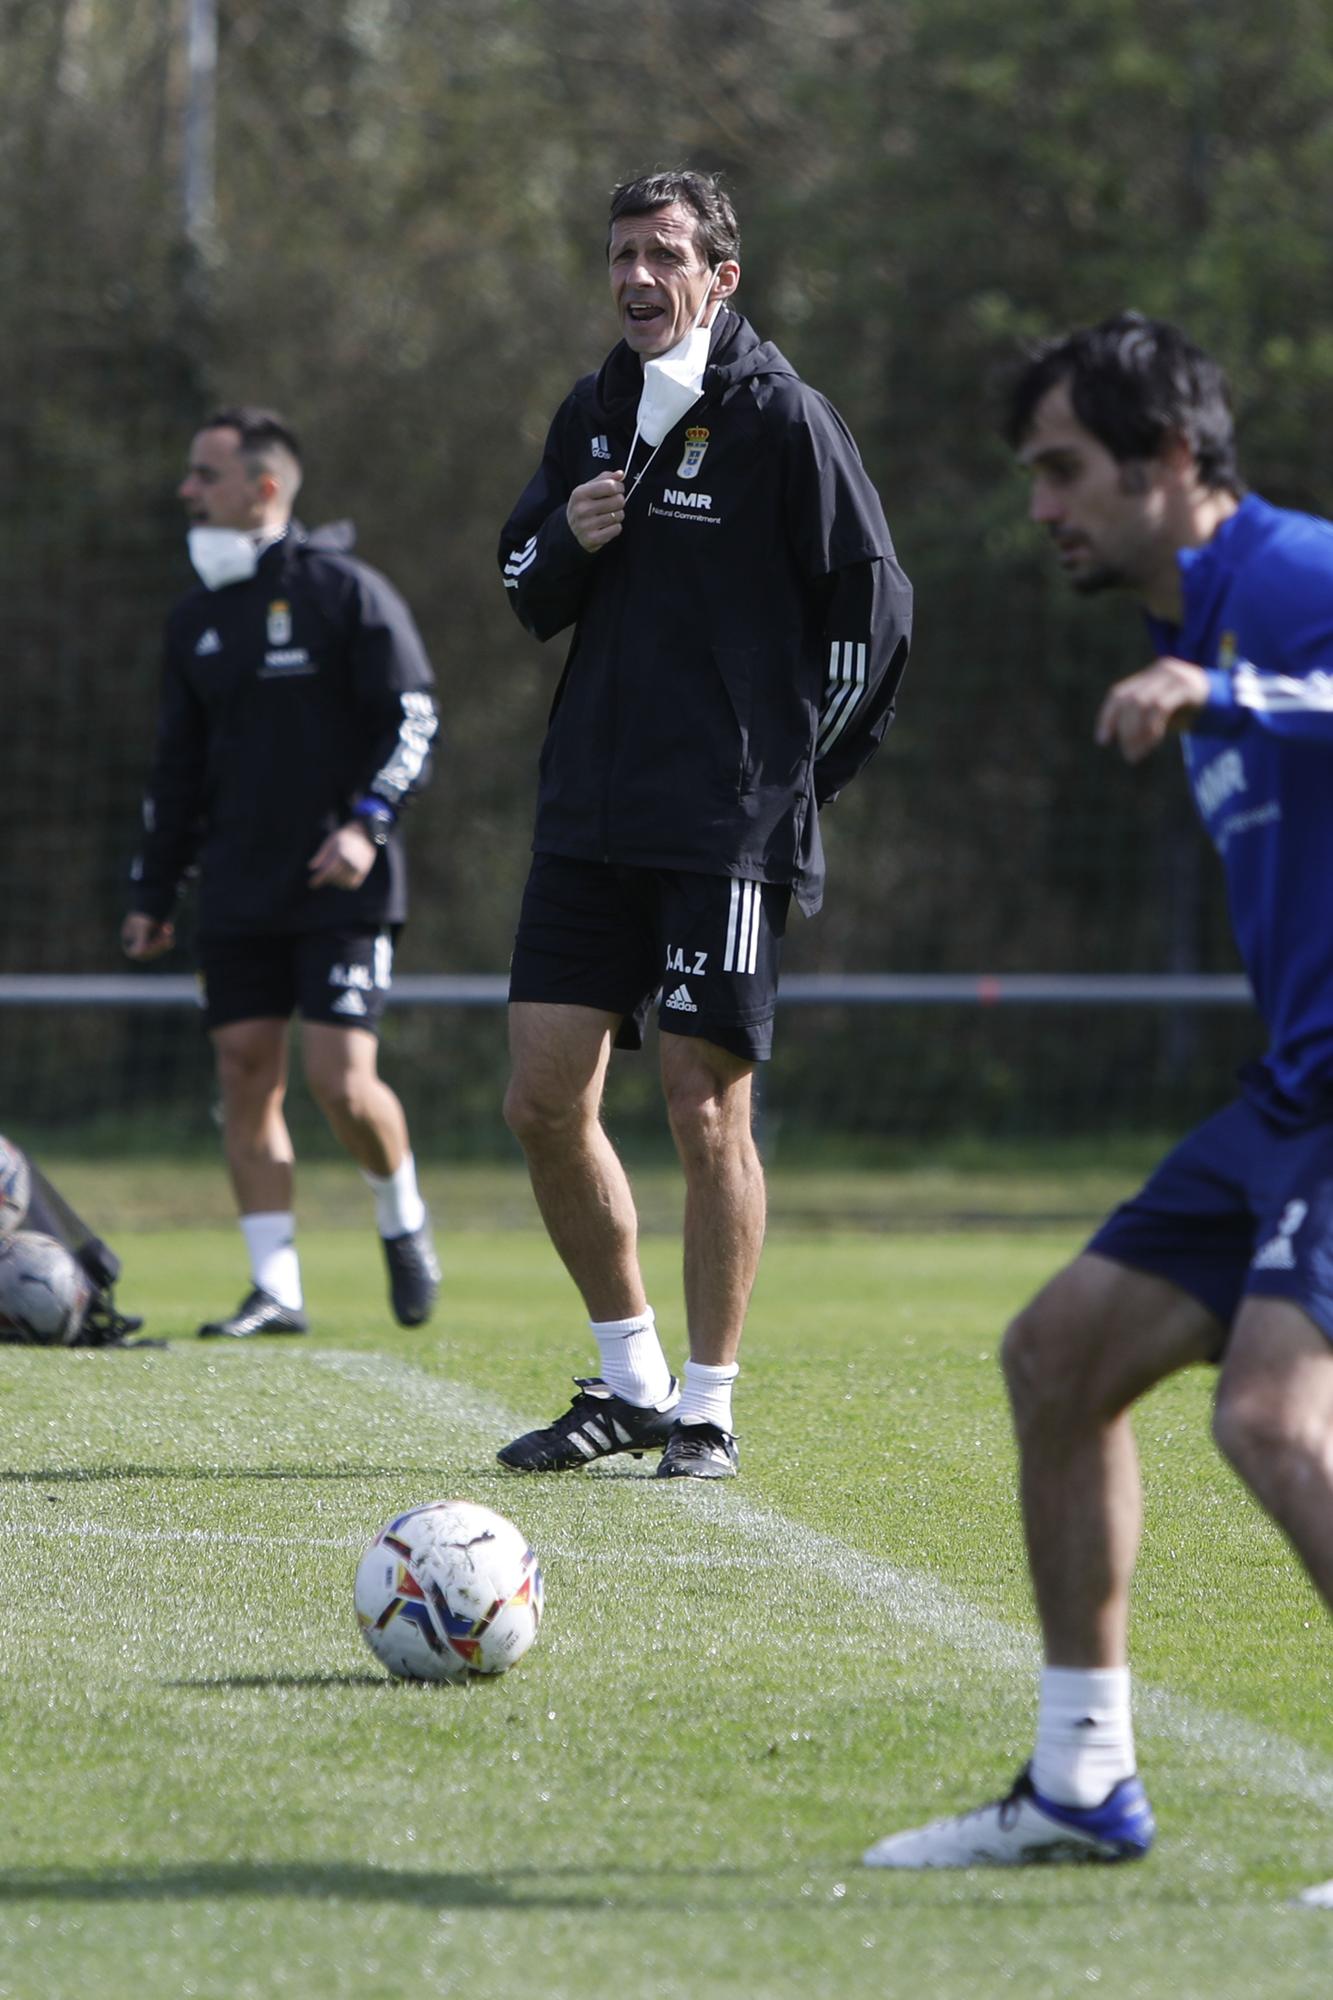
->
<box><xmin>20</xmin><ymin>1522</ymin><xmax>353</xmax><ymax>1549</ymax></box>
<box><xmin>18</xmin><ymin>1346</ymin><xmax>1333</xmax><ymax>1819</ymax></box>
<box><xmin>715</xmin><ymin>1493</ymin><xmax>1333</xmax><ymax>1817</ymax></box>
<box><xmin>309</xmin><ymin>1352</ymin><xmax>1333</xmax><ymax>1819</ymax></box>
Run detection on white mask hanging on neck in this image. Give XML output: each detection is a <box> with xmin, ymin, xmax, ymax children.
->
<box><xmin>187</xmin><ymin>526</ymin><xmax>261</xmax><ymax>591</ymax></box>
<box><xmin>632</xmin><ymin>270</ymin><xmax>719</xmax><ymax>451</ymax></box>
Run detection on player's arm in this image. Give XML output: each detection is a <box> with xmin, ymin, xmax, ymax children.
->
<box><xmin>1120</xmin><ymin>544</ymin><xmax>1333</xmax><ymax>758</ymax></box>
<box><xmin>1095</xmin><ymin>657</ymin><xmax>1210</xmax><ymax>764</ymax></box>
<box><xmin>307</xmin><ymin>821</ymin><xmax>381</xmax><ymax>892</ymax></box>
<box><xmin>1098</xmin><ymin>648</ymin><xmax>1333</xmax><ymax>764</ymax></box>
<box><xmin>314</xmin><ymin>569</ymin><xmax>440</xmax><ymax>890</ymax></box>
<box><xmin>120</xmin><ymin>912</ymin><xmax>176</xmax><ymax>960</ymax></box>
<box><xmin>1195</xmin><ymin>658</ymin><xmax>1333</xmax><ymax>743</ymax></box>
<box><xmin>565</xmin><ymin>471</ymin><xmax>626</xmax><ymax>552</ymax></box>
<box><xmin>811</xmin><ymin>557</ymin><xmax>913</xmax><ymax>805</ymax></box>
<box><xmin>498</xmin><ymin>405</ymin><xmax>606</xmax><ymax>642</ymax></box>
<box><xmin>123</xmin><ymin>636</ymin><xmax>207</xmax><ymax>952</ymax></box>
<box><xmin>781</xmin><ymin>394</ymin><xmax>913</xmax><ymax>804</ymax></box>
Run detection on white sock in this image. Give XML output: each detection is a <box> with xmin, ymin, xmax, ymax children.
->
<box><xmin>1031</xmin><ymin>1665</ymin><xmax>1136</xmax><ymax>1808</ymax></box>
<box><xmin>240</xmin><ymin>1211</ymin><xmax>303</xmax><ymax>1312</ymax></box>
<box><xmin>362</xmin><ymin>1151</ymin><xmax>427</xmax><ymax>1238</ymax></box>
<box><xmin>590</xmin><ymin>1309</ymin><xmax>673</xmax><ymax>1407</ymax></box>
<box><xmin>675</xmin><ymin>1359</ymin><xmax>739</xmax><ymax>1432</ymax></box>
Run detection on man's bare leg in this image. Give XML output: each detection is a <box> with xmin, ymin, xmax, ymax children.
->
<box><xmin>302</xmin><ymin>1019</ymin><xmax>437</xmax><ymax>1326</ymax></box>
<box><xmin>653</xmin><ymin>1033</ymin><xmax>762</xmax><ymax>1471</ymax></box>
<box><xmin>1213</xmin><ymin>1298</ymin><xmax>1333</xmax><ymax>1607</ymax></box>
<box><xmin>864</xmin><ymin>1254</ymin><xmax>1219</xmax><ymax>1864</ymax></box>
<box><xmin>504</xmin><ymin>1001</ymin><xmax>646</xmax><ymax>1322</ymax></box>
<box><xmin>498</xmin><ymin>1003</ymin><xmax>676</xmax><ymax>1469</ymax></box>
<box><xmin>202</xmin><ymin>1017</ymin><xmax>305</xmax><ymax>1330</ymax></box>
<box><xmin>659</xmin><ymin>1033</ymin><xmax>763</xmax><ymax>1368</ymax></box>
<box><xmin>301</xmin><ymin>1021</ymin><xmax>410</xmax><ymax>1177</ymax></box>
<box><xmin>1214</xmin><ymin>1276</ymin><xmax>1333</xmax><ymax>1904</ymax></box>
<box><xmin>1002</xmin><ymin>1253</ymin><xmax>1221</xmax><ymax>1667</ymax></box>
<box><xmin>212</xmin><ymin>1017</ymin><xmax>293</xmax><ymax>1214</ymax></box>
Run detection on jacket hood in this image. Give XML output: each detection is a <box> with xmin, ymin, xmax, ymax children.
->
<box><xmin>252</xmin><ymin>520</ymin><xmax>358</xmax><ymax>567</ymax></box>
<box><xmin>297</xmin><ymin>518</ymin><xmax>358</xmax><ymax>554</ymax></box>
<box><xmin>178</xmin><ymin>518</ymin><xmax>359</xmax><ymax>608</ymax></box>
<box><xmin>590</xmin><ymin>309</ymin><xmax>798</xmax><ymax>423</ymax></box>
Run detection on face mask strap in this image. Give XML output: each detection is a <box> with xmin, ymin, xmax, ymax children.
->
<box><xmin>692</xmin><ymin>266</ymin><xmax>720</xmax><ymax>333</ymax></box>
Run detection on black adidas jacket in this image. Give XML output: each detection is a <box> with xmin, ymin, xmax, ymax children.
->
<box><xmin>498</xmin><ymin>309</ymin><xmax>911</xmax><ymax>914</ymax></box>
<box><xmin>130</xmin><ymin>525</ymin><xmax>438</xmax><ymax>935</ymax></box>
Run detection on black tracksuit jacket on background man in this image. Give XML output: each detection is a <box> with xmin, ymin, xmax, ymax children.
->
<box><xmin>498</xmin><ymin>308</ymin><xmax>912</xmax><ymax>915</ymax></box>
<box><xmin>131</xmin><ymin>526</ymin><xmax>438</xmax><ymax>937</ymax></box>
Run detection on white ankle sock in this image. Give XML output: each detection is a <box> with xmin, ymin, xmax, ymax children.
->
<box><xmin>362</xmin><ymin>1152</ymin><xmax>427</xmax><ymax>1238</ymax></box>
<box><xmin>675</xmin><ymin>1359</ymin><xmax>739</xmax><ymax>1432</ymax></box>
<box><xmin>590</xmin><ymin>1309</ymin><xmax>673</xmax><ymax>1407</ymax></box>
<box><xmin>1031</xmin><ymin>1665</ymin><xmax>1136</xmax><ymax>1808</ymax></box>
<box><xmin>240</xmin><ymin>1211</ymin><xmax>303</xmax><ymax>1312</ymax></box>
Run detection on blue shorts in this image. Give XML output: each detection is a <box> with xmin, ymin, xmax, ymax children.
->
<box><xmin>1088</xmin><ymin>1097</ymin><xmax>1333</xmax><ymax>1354</ymax></box>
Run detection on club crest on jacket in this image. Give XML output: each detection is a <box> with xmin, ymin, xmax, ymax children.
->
<box><xmin>677</xmin><ymin>426</ymin><xmax>710</xmax><ymax>479</ymax></box>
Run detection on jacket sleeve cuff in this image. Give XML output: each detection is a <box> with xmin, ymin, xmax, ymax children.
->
<box><xmin>128</xmin><ymin>886</ymin><xmax>177</xmax><ymax>922</ymax></box>
<box><xmin>1202</xmin><ymin>668</ymin><xmax>1238</xmax><ymax>713</ymax></box>
<box><xmin>548</xmin><ymin>505</ymin><xmax>597</xmax><ymax>568</ymax></box>
<box><xmin>1188</xmin><ymin>667</ymin><xmax>1247</xmax><ymax>736</ymax></box>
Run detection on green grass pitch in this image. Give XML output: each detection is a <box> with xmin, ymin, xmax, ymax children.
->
<box><xmin>2</xmin><ymin>1163</ymin><xmax>1332</xmax><ymax>1998</ymax></box>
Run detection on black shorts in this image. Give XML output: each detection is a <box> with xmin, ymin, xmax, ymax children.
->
<box><xmin>508</xmin><ymin>854</ymin><xmax>790</xmax><ymax>1062</ymax></box>
<box><xmin>197</xmin><ymin>927</ymin><xmax>398</xmax><ymax>1034</ymax></box>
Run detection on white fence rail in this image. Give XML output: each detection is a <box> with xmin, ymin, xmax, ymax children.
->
<box><xmin>0</xmin><ymin>973</ymin><xmax>1255</xmax><ymax>1009</ymax></box>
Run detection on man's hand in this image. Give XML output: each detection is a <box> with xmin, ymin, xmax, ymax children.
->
<box><xmin>567</xmin><ymin>471</ymin><xmax>626</xmax><ymax>552</ymax></box>
<box><xmin>308</xmin><ymin>821</ymin><xmax>378</xmax><ymax>891</ymax></box>
<box><xmin>121</xmin><ymin>912</ymin><xmax>175</xmax><ymax>960</ymax></box>
<box><xmin>1095</xmin><ymin>656</ymin><xmax>1210</xmax><ymax>764</ymax></box>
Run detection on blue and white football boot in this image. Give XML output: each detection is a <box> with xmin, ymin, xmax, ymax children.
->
<box><xmin>862</xmin><ymin>1765</ymin><xmax>1156</xmax><ymax>1868</ymax></box>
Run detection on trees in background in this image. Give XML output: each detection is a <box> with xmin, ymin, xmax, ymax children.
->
<box><xmin>2</xmin><ymin>0</ymin><xmax>1330</xmax><ymax>1131</ymax></box>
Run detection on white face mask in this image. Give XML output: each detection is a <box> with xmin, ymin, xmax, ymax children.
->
<box><xmin>633</xmin><ymin>269</ymin><xmax>718</xmax><ymax>449</ymax></box>
<box><xmin>187</xmin><ymin>526</ymin><xmax>260</xmax><ymax>591</ymax></box>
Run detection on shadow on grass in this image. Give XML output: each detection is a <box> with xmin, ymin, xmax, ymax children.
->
<box><xmin>3</xmin><ymin>1462</ymin><xmax>675</xmax><ymax>1489</ymax></box>
<box><xmin>166</xmin><ymin>1673</ymin><xmax>388</xmax><ymax>1690</ymax></box>
<box><xmin>0</xmin><ymin>1858</ymin><xmax>1190</xmax><ymax>1916</ymax></box>
<box><xmin>0</xmin><ymin>1466</ymin><xmax>447</xmax><ymax>1485</ymax></box>
<box><xmin>0</xmin><ymin>1860</ymin><xmax>751</xmax><ymax>1911</ymax></box>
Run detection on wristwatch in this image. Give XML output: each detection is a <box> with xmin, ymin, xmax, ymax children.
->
<box><xmin>352</xmin><ymin>796</ymin><xmax>396</xmax><ymax>847</ymax></box>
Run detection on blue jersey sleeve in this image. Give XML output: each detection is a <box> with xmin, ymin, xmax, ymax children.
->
<box><xmin>1200</xmin><ymin>661</ymin><xmax>1333</xmax><ymax>740</ymax></box>
<box><xmin>1195</xmin><ymin>518</ymin><xmax>1333</xmax><ymax>741</ymax></box>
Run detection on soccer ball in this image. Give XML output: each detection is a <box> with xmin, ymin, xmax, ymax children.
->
<box><xmin>0</xmin><ymin>1230</ymin><xmax>92</xmax><ymax>1344</ymax></box>
<box><xmin>355</xmin><ymin>1500</ymin><xmax>543</xmax><ymax>1683</ymax></box>
<box><xmin>0</xmin><ymin>1135</ymin><xmax>30</xmax><ymax>1238</ymax></box>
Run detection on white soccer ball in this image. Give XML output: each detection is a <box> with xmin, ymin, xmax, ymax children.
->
<box><xmin>355</xmin><ymin>1500</ymin><xmax>543</xmax><ymax>1683</ymax></box>
<box><xmin>0</xmin><ymin>1136</ymin><xmax>30</xmax><ymax>1238</ymax></box>
<box><xmin>0</xmin><ymin>1230</ymin><xmax>93</xmax><ymax>1344</ymax></box>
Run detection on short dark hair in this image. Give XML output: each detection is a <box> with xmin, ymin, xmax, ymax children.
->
<box><xmin>607</xmin><ymin>169</ymin><xmax>740</xmax><ymax>267</ymax></box>
<box><xmin>1004</xmin><ymin>313</ymin><xmax>1241</xmax><ymax>494</ymax></box>
<box><xmin>202</xmin><ymin>405</ymin><xmax>303</xmax><ymax>476</ymax></box>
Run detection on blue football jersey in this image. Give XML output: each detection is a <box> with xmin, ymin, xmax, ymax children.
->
<box><xmin>1148</xmin><ymin>495</ymin><xmax>1333</xmax><ymax>1120</ymax></box>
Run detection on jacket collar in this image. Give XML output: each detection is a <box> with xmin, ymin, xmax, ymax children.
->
<box><xmin>590</xmin><ymin>309</ymin><xmax>797</xmax><ymax>424</ymax></box>
<box><xmin>1147</xmin><ymin>492</ymin><xmax>1263</xmax><ymax>653</ymax></box>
